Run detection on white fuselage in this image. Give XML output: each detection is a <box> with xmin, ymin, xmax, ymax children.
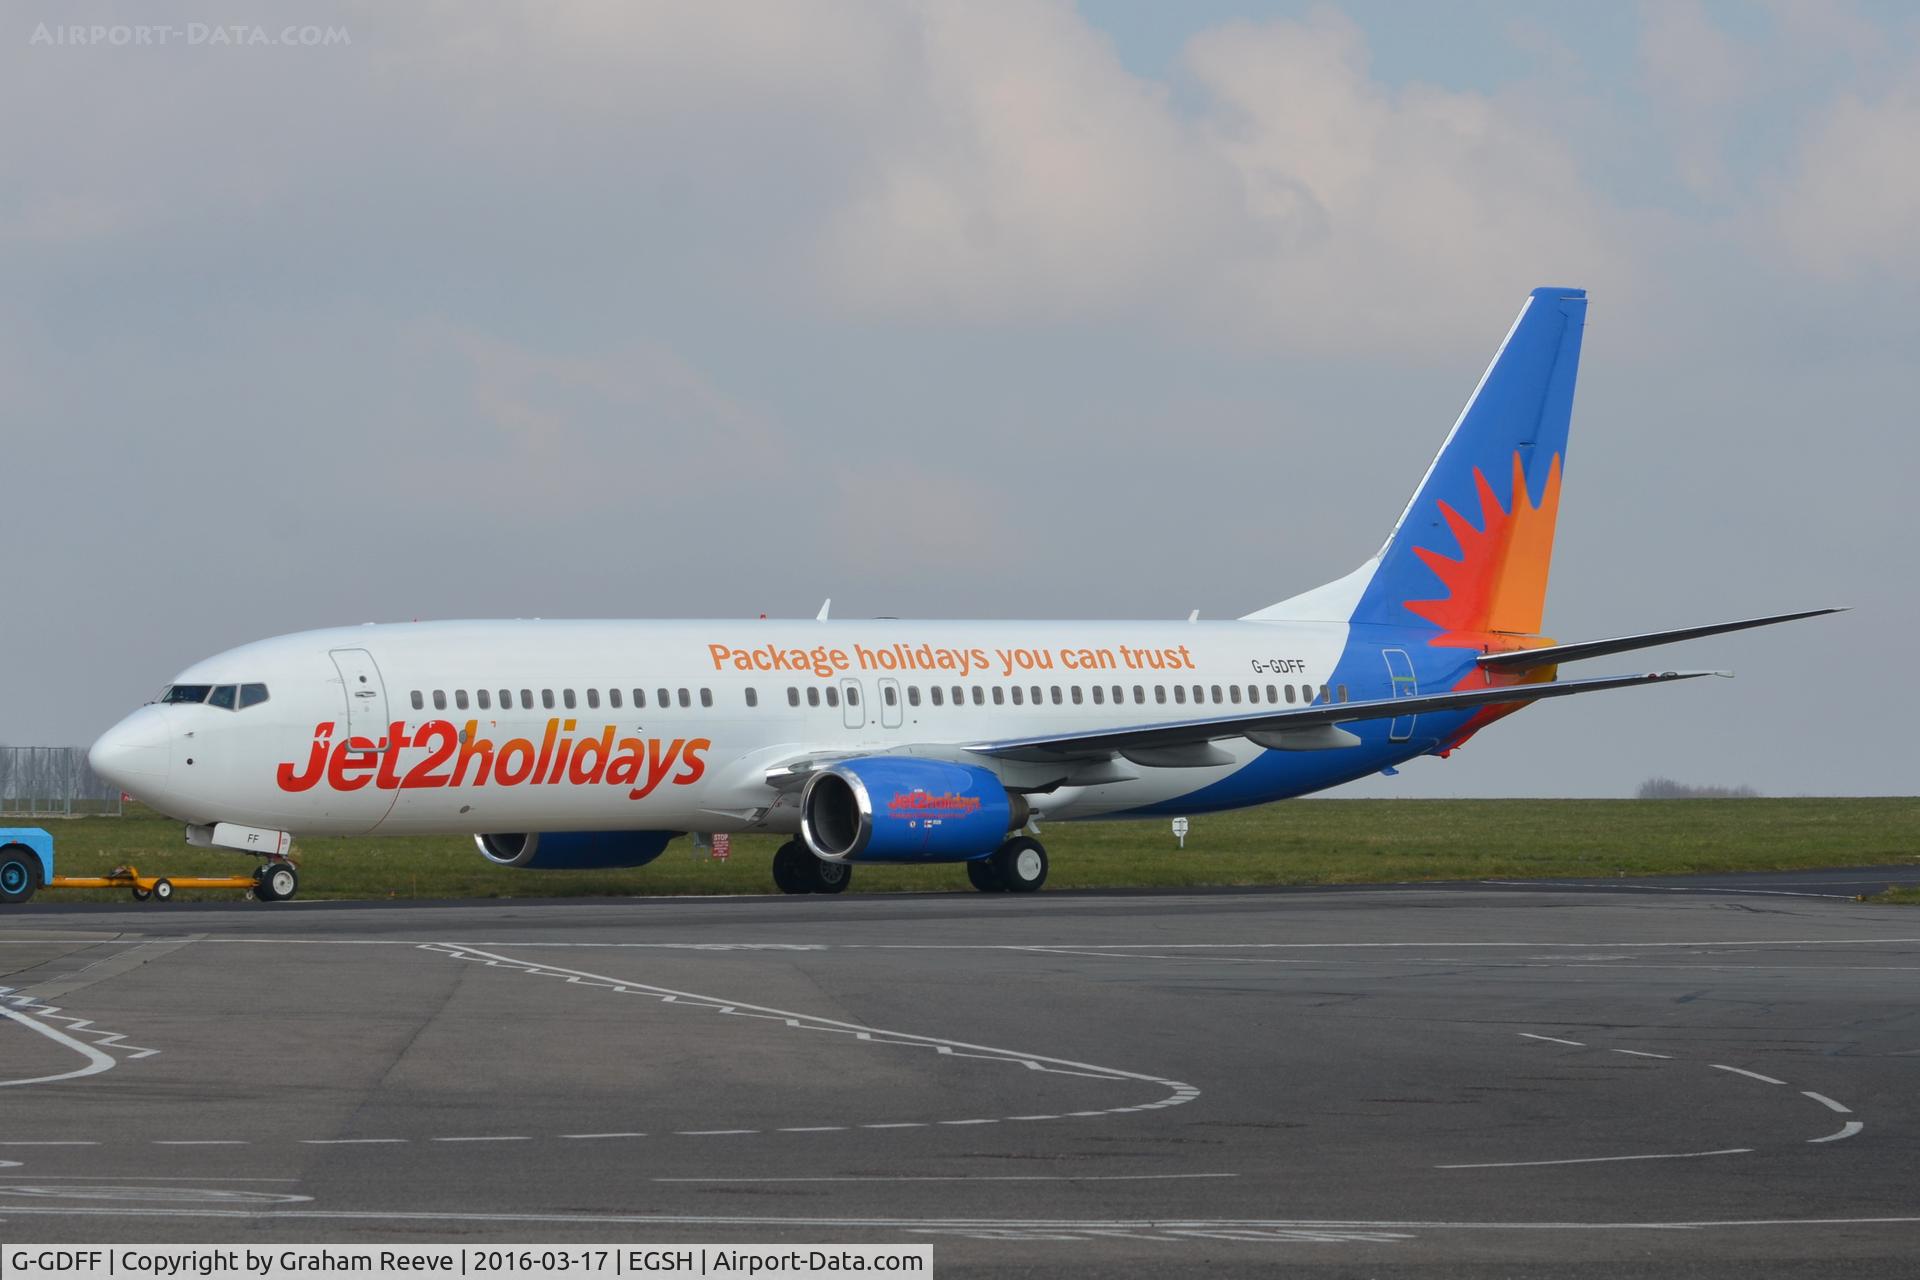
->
<box><xmin>92</xmin><ymin>617</ymin><xmax>1386</xmax><ymax>838</ymax></box>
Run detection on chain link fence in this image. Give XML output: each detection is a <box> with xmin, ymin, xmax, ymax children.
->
<box><xmin>0</xmin><ymin>746</ymin><xmax>125</xmax><ymax>817</ymax></box>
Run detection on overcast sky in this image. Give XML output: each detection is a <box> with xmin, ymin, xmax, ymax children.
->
<box><xmin>4</xmin><ymin>1</ymin><xmax>1914</xmax><ymax>797</ymax></box>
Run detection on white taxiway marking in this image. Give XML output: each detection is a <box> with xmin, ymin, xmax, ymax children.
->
<box><xmin>6</xmin><ymin>1207</ymin><xmax>1919</xmax><ymax>1231</ymax></box>
<box><xmin>652</xmin><ymin>1173</ymin><xmax>1239</xmax><ymax>1184</ymax></box>
<box><xmin>775</xmin><ymin>1126</ymin><xmax>845</xmax><ymax>1133</ymax></box>
<box><xmin>301</xmin><ymin>1139</ymin><xmax>406</xmax><ymax>1145</ymax></box>
<box><xmin>152</xmin><ymin>1141</ymin><xmax>246</xmax><ymax>1147</ymax></box>
<box><xmin>1802</xmin><ymin>1092</ymin><xmax>1852</xmax><ymax>1114</ymax></box>
<box><xmin>560</xmin><ymin>1133</ymin><xmax>646</xmax><ymax>1140</ymax></box>
<box><xmin>1437</xmin><ymin>1148</ymin><xmax>1752</xmax><ymax>1170</ymax></box>
<box><xmin>676</xmin><ymin>1130</ymin><xmax>756</xmax><ymax>1136</ymax></box>
<box><xmin>430</xmin><ymin>1136</ymin><xmax>529</xmax><ymax>1143</ymax></box>
<box><xmin>0</xmin><ymin>1004</ymin><xmax>118</xmax><ymax>1088</ymax></box>
<box><xmin>190</xmin><ymin>935</ymin><xmax>1920</xmax><ymax>951</ymax></box>
<box><xmin>1518</xmin><ymin>1034</ymin><xmax>1585</xmax><ymax>1047</ymax></box>
<box><xmin>1610</xmin><ymin>1049</ymin><xmax>1671</xmax><ymax>1059</ymax></box>
<box><xmin>0</xmin><ymin>1142</ymin><xmax>97</xmax><ymax>1147</ymax></box>
<box><xmin>1710</xmin><ymin>1065</ymin><xmax>1787</xmax><ymax>1086</ymax></box>
<box><xmin>1809</xmin><ymin>1121</ymin><xmax>1864</xmax><ymax>1143</ymax></box>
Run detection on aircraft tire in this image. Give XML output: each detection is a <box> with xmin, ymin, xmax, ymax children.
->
<box><xmin>810</xmin><ymin>857</ymin><xmax>852</xmax><ymax>895</ymax></box>
<box><xmin>131</xmin><ymin>886</ymin><xmax>151</xmax><ymax>902</ymax></box>
<box><xmin>259</xmin><ymin>862</ymin><xmax>298</xmax><ymax>902</ymax></box>
<box><xmin>772</xmin><ymin>842</ymin><xmax>813</xmax><ymax>895</ymax></box>
<box><xmin>966</xmin><ymin>859</ymin><xmax>1005</xmax><ymax>893</ymax></box>
<box><xmin>151</xmin><ymin>878</ymin><xmax>174</xmax><ymax>904</ymax></box>
<box><xmin>992</xmin><ymin>837</ymin><xmax>1048</xmax><ymax>893</ymax></box>
<box><xmin>0</xmin><ymin>848</ymin><xmax>37</xmax><ymax>904</ymax></box>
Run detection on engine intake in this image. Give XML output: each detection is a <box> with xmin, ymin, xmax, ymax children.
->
<box><xmin>800</xmin><ymin>757</ymin><xmax>1026</xmax><ymax>863</ymax></box>
<box><xmin>474</xmin><ymin>830</ymin><xmax>679</xmax><ymax>870</ymax></box>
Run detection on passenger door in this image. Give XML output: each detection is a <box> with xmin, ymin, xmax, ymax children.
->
<box><xmin>840</xmin><ymin>678</ymin><xmax>866</xmax><ymax>731</ymax></box>
<box><xmin>878</xmin><ymin>678</ymin><xmax>903</xmax><ymax>729</ymax></box>
<box><xmin>1383</xmin><ymin>648</ymin><xmax>1418</xmax><ymax>742</ymax></box>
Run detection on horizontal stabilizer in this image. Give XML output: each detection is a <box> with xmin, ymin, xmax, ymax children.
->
<box><xmin>973</xmin><ymin>669</ymin><xmax>1724</xmax><ymax>762</ymax></box>
<box><xmin>1477</xmin><ymin>607</ymin><xmax>1844</xmax><ymax>673</ymax></box>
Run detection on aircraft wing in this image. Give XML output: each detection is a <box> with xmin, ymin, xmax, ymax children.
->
<box><xmin>1476</xmin><ymin>608</ymin><xmax>1843</xmax><ymax>673</ymax></box>
<box><xmin>969</xmin><ymin>669</ymin><xmax>1724</xmax><ymax>762</ymax></box>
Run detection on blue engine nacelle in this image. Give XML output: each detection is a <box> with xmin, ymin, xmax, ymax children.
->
<box><xmin>473</xmin><ymin>830</ymin><xmax>680</xmax><ymax>870</ymax></box>
<box><xmin>799</xmin><ymin>757</ymin><xmax>1027</xmax><ymax>863</ymax></box>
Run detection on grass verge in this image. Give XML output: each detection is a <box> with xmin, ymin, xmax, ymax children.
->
<box><xmin>4</xmin><ymin>796</ymin><xmax>1914</xmax><ymax>903</ymax></box>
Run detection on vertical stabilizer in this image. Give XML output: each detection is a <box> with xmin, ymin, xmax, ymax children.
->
<box><xmin>1247</xmin><ymin>287</ymin><xmax>1586</xmax><ymax>636</ymax></box>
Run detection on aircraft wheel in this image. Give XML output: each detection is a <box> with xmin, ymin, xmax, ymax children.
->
<box><xmin>131</xmin><ymin>886</ymin><xmax>151</xmax><ymax>902</ymax></box>
<box><xmin>0</xmin><ymin>848</ymin><xmax>37</xmax><ymax>904</ymax></box>
<box><xmin>258</xmin><ymin>862</ymin><xmax>298</xmax><ymax>902</ymax></box>
<box><xmin>809</xmin><ymin>857</ymin><xmax>852</xmax><ymax>895</ymax></box>
<box><xmin>151</xmin><ymin>878</ymin><xmax>175</xmax><ymax>904</ymax></box>
<box><xmin>991</xmin><ymin>837</ymin><xmax>1048</xmax><ymax>893</ymax></box>
<box><xmin>966</xmin><ymin>859</ymin><xmax>1005</xmax><ymax>893</ymax></box>
<box><xmin>772</xmin><ymin>842</ymin><xmax>813</xmax><ymax>895</ymax></box>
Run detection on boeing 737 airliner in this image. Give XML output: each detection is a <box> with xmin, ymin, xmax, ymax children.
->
<box><xmin>76</xmin><ymin>288</ymin><xmax>1837</xmax><ymax>899</ymax></box>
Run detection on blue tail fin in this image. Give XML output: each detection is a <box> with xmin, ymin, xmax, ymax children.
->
<box><xmin>1252</xmin><ymin>287</ymin><xmax>1586</xmax><ymax>637</ymax></box>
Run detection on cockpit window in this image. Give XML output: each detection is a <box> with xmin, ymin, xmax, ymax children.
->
<box><xmin>240</xmin><ymin>683</ymin><xmax>270</xmax><ymax>709</ymax></box>
<box><xmin>162</xmin><ymin>684</ymin><xmax>212</xmax><ymax>704</ymax></box>
<box><xmin>207</xmin><ymin>684</ymin><xmax>238</xmax><ymax>710</ymax></box>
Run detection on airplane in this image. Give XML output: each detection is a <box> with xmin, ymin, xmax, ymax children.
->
<box><xmin>86</xmin><ymin>287</ymin><xmax>1838</xmax><ymax>898</ymax></box>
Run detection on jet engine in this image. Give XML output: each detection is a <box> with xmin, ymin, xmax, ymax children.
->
<box><xmin>473</xmin><ymin>830</ymin><xmax>680</xmax><ymax>870</ymax></box>
<box><xmin>799</xmin><ymin>757</ymin><xmax>1027</xmax><ymax>863</ymax></box>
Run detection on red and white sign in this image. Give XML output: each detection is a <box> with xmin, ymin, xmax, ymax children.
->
<box><xmin>711</xmin><ymin>832</ymin><xmax>731</xmax><ymax>861</ymax></box>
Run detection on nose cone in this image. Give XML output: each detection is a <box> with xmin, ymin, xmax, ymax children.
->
<box><xmin>89</xmin><ymin>706</ymin><xmax>172</xmax><ymax>793</ymax></box>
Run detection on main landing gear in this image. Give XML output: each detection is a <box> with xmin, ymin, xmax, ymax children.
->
<box><xmin>771</xmin><ymin>841</ymin><xmax>851</xmax><ymax>895</ymax></box>
<box><xmin>252</xmin><ymin>858</ymin><xmax>300</xmax><ymax>903</ymax></box>
<box><xmin>967</xmin><ymin>836</ymin><xmax>1048</xmax><ymax>894</ymax></box>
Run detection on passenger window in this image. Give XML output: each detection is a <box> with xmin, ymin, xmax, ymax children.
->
<box><xmin>992</xmin><ymin>687</ymin><xmax>1004</xmax><ymax>705</ymax></box>
<box><xmin>541</xmin><ymin>689</ymin><xmax>555</xmax><ymax>710</ymax></box>
<box><xmin>931</xmin><ymin>687</ymin><xmax>945</xmax><ymax>706</ymax></box>
<box><xmin>745</xmin><ymin>688</ymin><xmax>758</xmax><ymax>708</ymax></box>
<box><xmin>657</xmin><ymin>688</ymin><xmax>670</xmax><ymax>708</ymax></box>
<box><xmin>952</xmin><ymin>685</ymin><xmax>964</xmax><ymax>705</ymax></box>
<box><xmin>1285</xmin><ymin>684</ymin><xmax>1296</xmax><ymax>703</ymax></box>
<box><xmin>972</xmin><ymin>686</ymin><xmax>984</xmax><ymax>706</ymax></box>
<box><xmin>807</xmin><ymin>687</ymin><xmax>821</xmax><ymax>708</ymax></box>
<box><xmin>1267</xmin><ymin>684</ymin><xmax>1278</xmax><ymax>703</ymax></box>
<box><xmin>847</xmin><ymin>686</ymin><xmax>860</xmax><ymax>706</ymax></box>
<box><xmin>1031</xmin><ymin>686</ymin><xmax>1043</xmax><ymax>705</ymax></box>
<box><xmin>1229</xmin><ymin>686</ymin><xmax>1241</xmax><ymax>704</ymax></box>
<box><xmin>1155</xmin><ymin>686</ymin><xmax>1166</xmax><ymax>704</ymax></box>
<box><xmin>825</xmin><ymin>687</ymin><xmax>840</xmax><ymax>708</ymax></box>
<box><xmin>239</xmin><ymin>683</ymin><xmax>270</xmax><ymax>709</ymax></box>
<box><xmin>633</xmin><ymin>689</ymin><xmax>647</xmax><ymax>708</ymax></box>
<box><xmin>1011</xmin><ymin>686</ymin><xmax>1024</xmax><ymax>706</ymax></box>
<box><xmin>477</xmin><ymin>689</ymin><xmax>491</xmax><ymax>711</ymax></box>
<box><xmin>586</xmin><ymin>689</ymin><xmax>600</xmax><ymax>709</ymax></box>
<box><xmin>1193</xmin><ymin>685</ymin><xmax>1205</xmax><ymax>705</ymax></box>
<box><xmin>1211</xmin><ymin>685</ymin><xmax>1223</xmax><ymax>704</ymax></box>
<box><xmin>1092</xmin><ymin>686</ymin><xmax>1105</xmax><ymax>704</ymax></box>
<box><xmin>609</xmin><ymin>689</ymin><xmax>622</xmax><ymax>709</ymax></box>
<box><xmin>563</xmin><ymin>689</ymin><xmax>577</xmax><ymax>710</ymax></box>
<box><xmin>884</xmin><ymin>686</ymin><xmax>898</xmax><ymax>706</ymax></box>
<box><xmin>1302</xmin><ymin>684</ymin><xmax>1316</xmax><ymax>703</ymax></box>
<box><xmin>678</xmin><ymin>688</ymin><xmax>691</xmax><ymax>708</ymax></box>
<box><xmin>411</xmin><ymin>690</ymin><xmax>425</xmax><ymax>711</ymax></box>
<box><xmin>1050</xmin><ymin>686</ymin><xmax>1063</xmax><ymax>705</ymax></box>
<box><xmin>429</xmin><ymin>690</ymin><xmax>445</xmax><ymax>711</ymax></box>
<box><xmin>1071</xmin><ymin>687</ymin><xmax>1083</xmax><ymax>705</ymax></box>
<box><xmin>455</xmin><ymin>690</ymin><xmax>470</xmax><ymax>711</ymax></box>
<box><xmin>521</xmin><ymin>689</ymin><xmax>535</xmax><ymax>709</ymax></box>
<box><xmin>208</xmin><ymin>684</ymin><xmax>238</xmax><ymax>710</ymax></box>
<box><xmin>908</xmin><ymin>686</ymin><xmax>921</xmax><ymax>706</ymax></box>
<box><xmin>1173</xmin><ymin>685</ymin><xmax>1187</xmax><ymax>704</ymax></box>
<box><xmin>700</xmin><ymin>688</ymin><xmax>713</xmax><ymax>708</ymax></box>
<box><xmin>498</xmin><ymin>689</ymin><xmax>511</xmax><ymax>709</ymax></box>
<box><xmin>787</xmin><ymin>687</ymin><xmax>800</xmax><ymax>707</ymax></box>
<box><xmin>1113</xmin><ymin>685</ymin><xmax>1124</xmax><ymax>705</ymax></box>
<box><xmin>1133</xmin><ymin>685</ymin><xmax>1145</xmax><ymax>704</ymax></box>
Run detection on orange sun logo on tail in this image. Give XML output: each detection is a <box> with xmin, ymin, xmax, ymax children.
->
<box><xmin>1405</xmin><ymin>451</ymin><xmax>1563</xmax><ymax>648</ymax></box>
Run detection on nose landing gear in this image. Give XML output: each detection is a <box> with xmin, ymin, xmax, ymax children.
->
<box><xmin>971</xmin><ymin>836</ymin><xmax>1048</xmax><ymax>893</ymax></box>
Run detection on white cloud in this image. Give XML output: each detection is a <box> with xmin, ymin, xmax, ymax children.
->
<box><xmin>1768</xmin><ymin>64</ymin><xmax>1920</xmax><ymax>279</ymax></box>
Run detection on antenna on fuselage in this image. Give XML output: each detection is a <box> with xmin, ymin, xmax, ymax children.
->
<box><xmin>817</xmin><ymin>598</ymin><xmax>832</xmax><ymax>621</ymax></box>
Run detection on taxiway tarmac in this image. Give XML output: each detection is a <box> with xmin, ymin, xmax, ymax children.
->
<box><xmin>3</xmin><ymin>874</ymin><xmax>1917</xmax><ymax>1277</ymax></box>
